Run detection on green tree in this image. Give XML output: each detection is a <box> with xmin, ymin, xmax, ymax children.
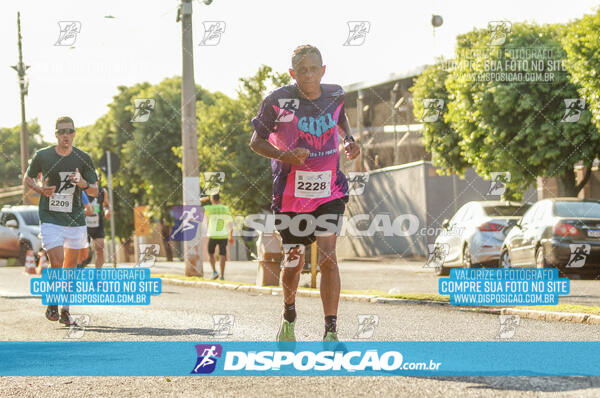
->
<box><xmin>0</xmin><ymin>120</ymin><xmax>47</xmax><ymax>188</ymax></box>
<box><xmin>195</xmin><ymin>65</ymin><xmax>290</xmax><ymax>216</ymax></box>
<box><xmin>562</xmin><ymin>9</ymin><xmax>600</xmax><ymax>133</ymax></box>
<box><xmin>78</xmin><ymin>77</ymin><xmax>214</xmax><ymax>239</ymax></box>
<box><xmin>445</xmin><ymin>23</ymin><xmax>600</xmax><ymax>198</ymax></box>
<box><xmin>411</xmin><ymin>60</ymin><xmax>470</xmax><ymax>175</ymax></box>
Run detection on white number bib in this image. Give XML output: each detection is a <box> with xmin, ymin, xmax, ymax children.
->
<box><xmin>294</xmin><ymin>170</ymin><xmax>331</xmax><ymax>198</ymax></box>
<box><xmin>86</xmin><ymin>214</ymin><xmax>100</xmax><ymax>228</ymax></box>
<box><xmin>49</xmin><ymin>193</ymin><xmax>73</xmax><ymax>213</ymax></box>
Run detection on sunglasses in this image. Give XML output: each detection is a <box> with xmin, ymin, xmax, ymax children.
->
<box><xmin>56</xmin><ymin>128</ymin><xmax>75</xmax><ymax>135</ymax></box>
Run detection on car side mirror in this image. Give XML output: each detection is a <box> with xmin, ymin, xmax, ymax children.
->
<box><xmin>6</xmin><ymin>220</ymin><xmax>17</xmax><ymax>228</ymax></box>
<box><xmin>442</xmin><ymin>219</ymin><xmax>449</xmax><ymax>229</ymax></box>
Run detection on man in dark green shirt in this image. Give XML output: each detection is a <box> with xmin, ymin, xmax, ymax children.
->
<box><xmin>24</xmin><ymin>116</ymin><xmax>98</xmax><ymax>326</ymax></box>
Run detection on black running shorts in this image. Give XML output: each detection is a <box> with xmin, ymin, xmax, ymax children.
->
<box><xmin>208</xmin><ymin>238</ymin><xmax>228</xmax><ymax>255</ymax></box>
<box><xmin>276</xmin><ymin>197</ymin><xmax>347</xmax><ymax>246</ymax></box>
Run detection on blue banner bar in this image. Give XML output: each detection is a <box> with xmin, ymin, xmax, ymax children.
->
<box><xmin>1</xmin><ymin>341</ymin><xmax>599</xmax><ymax>376</ymax></box>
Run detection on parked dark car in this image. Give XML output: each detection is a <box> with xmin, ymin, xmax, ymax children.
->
<box><xmin>500</xmin><ymin>198</ymin><xmax>600</xmax><ymax>275</ymax></box>
<box><xmin>430</xmin><ymin>201</ymin><xmax>531</xmax><ymax>276</ymax></box>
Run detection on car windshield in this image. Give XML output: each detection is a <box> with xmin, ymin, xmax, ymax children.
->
<box><xmin>19</xmin><ymin>210</ymin><xmax>40</xmax><ymax>226</ymax></box>
<box><xmin>554</xmin><ymin>201</ymin><xmax>600</xmax><ymax>218</ymax></box>
<box><xmin>483</xmin><ymin>205</ymin><xmax>530</xmax><ymax>217</ymax></box>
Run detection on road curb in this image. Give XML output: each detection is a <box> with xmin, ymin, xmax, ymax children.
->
<box><xmin>159</xmin><ymin>277</ymin><xmax>600</xmax><ymax>325</ymax></box>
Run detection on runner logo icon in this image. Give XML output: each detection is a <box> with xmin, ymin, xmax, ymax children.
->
<box><xmin>191</xmin><ymin>344</ymin><xmax>223</xmax><ymax>374</ymax></box>
<box><xmin>55</xmin><ymin>21</ymin><xmax>81</xmax><ymax>46</ymax></box>
<box><xmin>276</xmin><ymin>99</ymin><xmax>299</xmax><ymax>123</ymax></box>
<box><xmin>169</xmin><ymin>205</ymin><xmax>204</xmax><ymax>241</ymax></box>
<box><xmin>561</xmin><ymin>99</ymin><xmax>586</xmax><ymax>123</ymax></box>
<box><xmin>566</xmin><ymin>244</ymin><xmax>590</xmax><ymax>268</ymax></box>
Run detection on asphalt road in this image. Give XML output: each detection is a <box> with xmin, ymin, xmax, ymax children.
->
<box><xmin>1</xmin><ymin>265</ymin><xmax>600</xmax><ymax>397</ymax></box>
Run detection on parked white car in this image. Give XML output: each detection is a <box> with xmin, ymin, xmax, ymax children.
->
<box><xmin>429</xmin><ymin>201</ymin><xmax>531</xmax><ymax>275</ymax></box>
<box><xmin>0</xmin><ymin>205</ymin><xmax>41</xmax><ymax>265</ymax></box>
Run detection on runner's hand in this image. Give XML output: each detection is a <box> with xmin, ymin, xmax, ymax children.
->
<box><xmin>280</xmin><ymin>148</ymin><xmax>310</xmax><ymax>166</ymax></box>
<box><xmin>344</xmin><ymin>141</ymin><xmax>360</xmax><ymax>160</ymax></box>
<box><xmin>40</xmin><ymin>177</ymin><xmax>56</xmax><ymax>197</ymax></box>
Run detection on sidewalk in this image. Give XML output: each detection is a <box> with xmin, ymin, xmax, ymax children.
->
<box><xmin>140</xmin><ymin>258</ymin><xmax>433</xmax><ymax>293</ymax></box>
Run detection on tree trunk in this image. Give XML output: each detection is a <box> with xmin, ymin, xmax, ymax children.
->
<box><xmin>556</xmin><ymin>167</ymin><xmax>590</xmax><ymax>197</ymax></box>
<box><xmin>160</xmin><ymin>219</ymin><xmax>174</xmax><ymax>262</ymax></box>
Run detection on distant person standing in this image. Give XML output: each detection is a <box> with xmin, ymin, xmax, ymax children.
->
<box><xmin>85</xmin><ymin>173</ymin><xmax>110</xmax><ymax>268</ymax></box>
<box><xmin>201</xmin><ymin>194</ymin><xmax>233</xmax><ymax>280</ymax></box>
<box><xmin>77</xmin><ymin>191</ymin><xmax>94</xmax><ymax>268</ymax></box>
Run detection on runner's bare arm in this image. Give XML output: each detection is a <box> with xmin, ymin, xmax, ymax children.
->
<box><xmin>24</xmin><ymin>176</ymin><xmax>55</xmax><ymax>197</ymax></box>
<box><xmin>338</xmin><ymin>117</ymin><xmax>360</xmax><ymax>160</ymax></box>
<box><xmin>249</xmin><ymin>131</ymin><xmax>309</xmax><ymax>166</ymax></box>
<box><xmin>103</xmin><ymin>188</ymin><xmax>111</xmax><ymax>219</ymax></box>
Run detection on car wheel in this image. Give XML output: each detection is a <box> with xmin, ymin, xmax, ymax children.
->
<box><xmin>535</xmin><ymin>247</ymin><xmax>547</xmax><ymax>269</ymax></box>
<box><xmin>17</xmin><ymin>241</ymin><xmax>32</xmax><ymax>266</ymax></box>
<box><xmin>463</xmin><ymin>245</ymin><xmax>474</xmax><ymax>268</ymax></box>
<box><xmin>499</xmin><ymin>248</ymin><xmax>511</xmax><ymax>269</ymax></box>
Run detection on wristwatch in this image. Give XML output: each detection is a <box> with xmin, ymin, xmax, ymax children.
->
<box><xmin>343</xmin><ymin>136</ymin><xmax>355</xmax><ymax>144</ymax></box>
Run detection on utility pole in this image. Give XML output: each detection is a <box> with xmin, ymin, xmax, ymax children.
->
<box><xmin>178</xmin><ymin>0</ymin><xmax>203</xmax><ymax>276</ymax></box>
<box><xmin>391</xmin><ymin>83</ymin><xmax>400</xmax><ymax>165</ymax></box>
<box><xmin>11</xmin><ymin>12</ymin><xmax>30</xmax><ymax>204</ymax></box>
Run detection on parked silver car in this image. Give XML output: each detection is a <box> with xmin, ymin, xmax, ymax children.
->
<box><xmin>0</xmin><ymin>205</ymin><xmax>41</xmax><ymax>265</ymax></box>
<box><xmin>429</xmin><ymin>201</ymin><xmax>531</xmax><ymax>275</ymax></box>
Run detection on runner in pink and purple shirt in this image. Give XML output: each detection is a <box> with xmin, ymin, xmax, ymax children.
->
<box><xmin>250</xmin><ymin>45</ymin><xmax>360</xmax><ymax>345</ymax></box>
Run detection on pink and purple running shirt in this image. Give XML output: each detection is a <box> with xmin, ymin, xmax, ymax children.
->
<box><xmin>252</xmin><ymin>83</ymin><xmax>349</xmax><ymax>213</ymax></box>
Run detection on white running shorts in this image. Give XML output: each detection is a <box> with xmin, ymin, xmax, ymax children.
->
<box><xmin>41</xmin><ymin>223</ymin><xmax>88</xmax><ymax>250</ymax></box>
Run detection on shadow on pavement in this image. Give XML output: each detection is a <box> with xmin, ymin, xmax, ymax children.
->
<box><xmin>421</xmin><ymin>376</ymin><xmax>600</xmax><ymax>393</ymax></box>
<box><xmin>81</xmin><ymin>325</ymin><xmax>215</xmax><ymax>337</ymax></box>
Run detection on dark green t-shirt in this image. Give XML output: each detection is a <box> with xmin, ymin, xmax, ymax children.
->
<box><xmin>26</xmin><ymin>146</ymin><xmax>98</xmax><ymax>227</ymax></box>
